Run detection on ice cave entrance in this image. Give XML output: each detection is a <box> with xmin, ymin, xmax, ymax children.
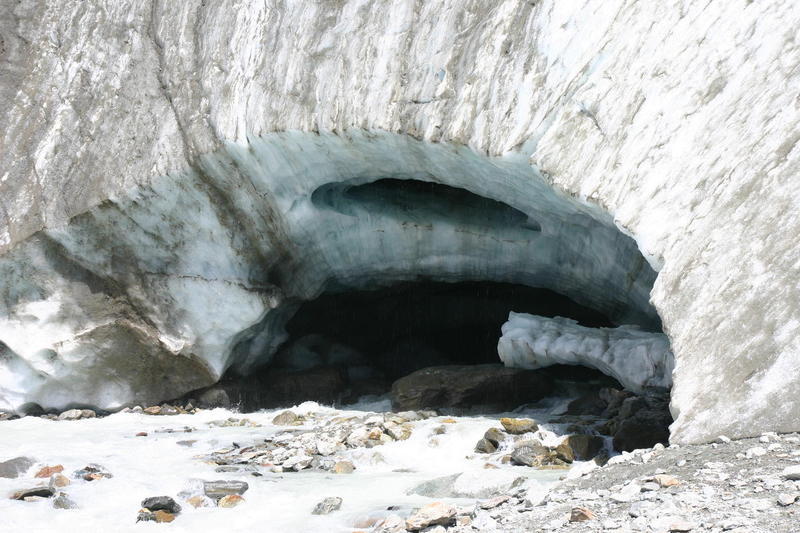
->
<box><xmin>190</xmin><ymin>134</ymin><xmax>673</xmax><ymax>418</ymax></box>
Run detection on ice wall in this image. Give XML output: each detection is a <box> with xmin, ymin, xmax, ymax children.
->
<box><xmin>498</xmin><ymin>312</ymin><xmax>674</xmax><ymax>393</ymax></box>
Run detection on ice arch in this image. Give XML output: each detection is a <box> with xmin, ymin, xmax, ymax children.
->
<box><xmin>0</xmin><ymin>131</ymin><xmax>665</xmax><ymax>412</ymax></box>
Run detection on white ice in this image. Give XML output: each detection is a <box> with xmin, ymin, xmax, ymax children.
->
<box><xmin>498</xmin><ymin>312</ymin><xmax>674</xmax><ymax>392</ymax></box>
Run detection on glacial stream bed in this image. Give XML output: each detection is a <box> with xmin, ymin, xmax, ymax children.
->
<box><xmin>0</xmin><ymin>399</ymin><xmax>593</xmax><ymax>532</ymax></box>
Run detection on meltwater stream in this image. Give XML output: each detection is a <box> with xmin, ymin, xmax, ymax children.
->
<box><xmin>0</xmin><ymin>398</ymin><xmax>598</xmax><ymax>532</ymax></box>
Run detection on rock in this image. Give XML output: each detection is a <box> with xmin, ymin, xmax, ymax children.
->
<box><xmin>57</xmin><ymin>409</ymin><xmax>84</xmax><ymax>421</ymax></box>
<box><xmin>141</xmin><ymin>496</ymin><xmax>182</xmax><ymax>514</ymax></box>
<box><xmin>0</xmin><ymin>456</ymin><xmax>35</xmax><ymax>478</ymax></box>
<box><xmin>562</xmin><ymin>434</ymin><xmax>606</xmax><ymax>461</ymax></box>
<box><xmin>159</xmin><ymin>404</ymin><xmax>179</xmax><ymax>415</ymax></box>
<box><xmin>405</xmin><ymin>502</ymin><xmax>456</xmax><ymax>531</ymax></box>
<box><xmin>500</xmin><ymin>417</ymin><xmax>538</xmax><ymax>434</ymax></box>
<box><xmin>653</xmin><ymin>474</ymin><xmax>681</xmax><ymax>487</ymax></box>
<box><xmin>197</xmin><ymin>386</ymin><xmax>232</xmax><ymax>409</ymax></box>
<box><xmin>218</xmin><ymin>494</ymin><xmax>245</xmax><ymax>508</ymax></box>
<box><xmin>668</xmin><ymin>519</ymin><xmax>695</xmax><ymax>532</ymax></box>
<box><xmin>137</xmin><ymin>509</ymin><xmax>176</xmax><ymax>523</ymax></box>
<box><xmin>565</xmin><ymin>392</ymin><xmax>609</xmax><ymax>416</ymax></box>
<box><xmin>409</xmin><ymin>471</ymin><xmax>523</xmax><ymax>499</ymax></box>
<box><xmin>48</xmin><ymin>474</ymin><xmax>71</xmax><ymax>488</ymax></box>
<box><xmin>312</xmin><ymin>496</ymin><xmax>343</xmax><ymax>515</ymax></box>
<box><xmin>136</xmin><ymin>432</ymin><xmax>148</xmax><ymax>437</ymax></box>
<box><xmin>475</xmin><ymin>438</ymin><xmax>497</xmax><ymax>454</ymax></box>
<box><xmin>35</xmin><ymin>465</ymin><xmax>64</xmax><ymax>478</ymax></box>
<box><xmin>203</xmin><ymin>480</ymin><xmax>249</xmax><ymax>501</ymax></box>
<box><xmin>510</xmin><ymin>442</ymin><xmax>553</xmax><ymax>467</ymax></box>
<box><xmin>479</xmin><ymin>495</ymin><xmax>510</xmax><ymax>509</ymax></box>
<box><xmin>272</xmin><ymin>410</ymin><xmax>301</xmax><ymax>426</ymax></box>
<box><xmin>555</xmin><ymin>441</ymin><xmax>574</xmax><ymax>463</ymax></box>
<box><xmin>372</xmin><ymin>514</ymin><xmax>406</xmax><ymax>533</ymax></box>
<box><xmin>186</xmin><ymin>495</ymin><xmax>213</xmax><ymax>508</ymax></box>
<box><xmin>612</xmin><ymin>418</ymin><xmax>670</xmax><ymax>452</ymax></box>
<box><xmin>385</xmin><ymin>424</ymin><xmax>412</xmax><ymax>441</ymax></box>
<box><xmin>777</xmin><ymin>493</ymin><xmax>798</xmax><ymax>506</ymax></box>
<box><xmin>73</xmin><ymin>464</ymin><xmax>112</xmax><ymax>481</ymax></box>
<box><xmin>332</xmin><ymin>461</ymin><xmax>355</xmax><ymax>474</ymax></box>
<box><xmin>390</xmin><ymin>365</ymin><xmax>552</xmax><ymax>411</ymax></box>
<box><xmin>11</xmin><ymin>487</ymin><xmax>55</xmax><ymax>500</ymax></box>
<box><xmin>484</xmin><ymin>427</ymin><xmax>506</xmax><ymax>446</ymax></box>
<box><xmin>52</xmin><ymin>492</ymin><xmax>78</xmax><ymax>509</ymax></box>
<box><xmin>570</xmin><ymin>507</ymin><xmax>596</xmax><ymax>522</ymax></box>
<box><xmin>143</xmin><ymin>406</ymin><xmax>162</xmax><ymax>415</ymax></box>
<box><xmin>781</xmin><ymin>465</ymin><xmax>800</xmax><ymax>480</ymax></box>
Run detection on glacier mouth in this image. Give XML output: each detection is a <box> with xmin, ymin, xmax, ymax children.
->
<box><xmin>0</xmin><ymin>131</ymin><xmax>666</xmax><ymax>413</ymax></box>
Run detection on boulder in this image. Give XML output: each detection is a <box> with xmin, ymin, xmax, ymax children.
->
<box><xmin>141</xmin><ymin>496</ymin><xmax>182</xmax><ymax>514</ymax></box>
<box><xmin>11</xmin><ymin>487</ymin><xmax>54</xmax><ymax>500</ymax></box>
<box><xmin>0</xmin><ymin>456</ymin><xmax>35</xmax><ymax>479</ymax></box>
<box><xmin>390</xmin><ymin>365</ymin><xmax>552</xmax><ymax>411</ymax></box>
<box><xmin>500</xmin><ymin>417</ymin><xmax>538</xmax><ymax>434</ymax></box>
<box><xmin>203</xmin><ymin>480</ymin><xmax>249</xmax><ymax>501</ymax></box>
<box><xmin>405</xmin><ymin>502</ymin><xmax>456</xmax><ymax>531</ymax></box>
<box><xmin>562</xmin><ymin>434</ymin><xmax>607</xmax><ymax>461</ymax></box>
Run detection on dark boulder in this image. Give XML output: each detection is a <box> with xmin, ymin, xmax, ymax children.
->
<box><xmin>390</xmin><ymin>364</ymin><xmax>552</xmax><ymax>412</ymax></box>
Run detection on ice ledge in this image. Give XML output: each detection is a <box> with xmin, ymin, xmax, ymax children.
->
<box><xmin>498</xmin><ymin>312</ymin><xmax>673</xmax><ymax>393</ymax></box>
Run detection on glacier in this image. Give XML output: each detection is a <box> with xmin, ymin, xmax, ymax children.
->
<box><xmin>1</xmin><ymin>0</ymin><xmax>799</xmax><ymax>443</ymax></box>
<box><xmin>498</xmin><ymin>312</ymin><xmax>674</xmax><ymax>393</ymax></box>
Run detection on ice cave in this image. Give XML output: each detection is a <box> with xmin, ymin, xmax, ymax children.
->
<box><xmin>0</xmin><ymin>132</ymin><xmax>673</xmax><ymax>416</ymax></box>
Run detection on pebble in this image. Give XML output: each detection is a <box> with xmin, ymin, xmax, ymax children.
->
<box><xmin>312</xmin><ymin>496</ymin><xmax>343</xmax><ymax>515</ymax></box>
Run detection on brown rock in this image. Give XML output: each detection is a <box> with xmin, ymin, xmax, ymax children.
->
<box><xmin>136</xmin><ymin>432</ymin><xmax>148</xmax><ymax>437</ymax></box>
<box><xmin>500</xmin><ymin>417</ymin><xmax>538</xmax><ymax>435</ymax></box>
<box><xmin>35</xmin><ymin>465</ymin><xmax>64</xmax><ymax>478</ymax></box>
<box><xmin>570</xmin><ymin>507</ymin><xmax>596</xmax><ymax>522</ymax></box>
<box><xmin>186</xmin><ymin>495</ymin><xmax>211</xmax><ymax>508</ymax></box>
<box><xmin>153</xmin><ymin>510</ymin><xmax>175</xmax><ymax>523</ymax></box>
<box><xmin>272</xmin><ymin>410</ymin><xmax>301</xmax><ymax>426</ymax></box>
<box><xmin>479</xmin><ymin>495</ymin><xmax>510</xmax><ymax>509</ymax></box>
<box><xmin>653</xmin><ymin>474</ymin><xmax>681</xmax><ymax>487</ymax></box>
<box><xmin>405</xmin><ymin>502</ymin><xmax>456</xmax><ymax>531</ymax></box>
<box><xmin>143</xmin><ymin>406</ymin><xmax>162</xmax><ymax>415</ymax></box>
<box><xmin>332</xmin><ymin>461</ymin><xmax>355</xmax><ymax>474</ymax></box>
<box><xmin>49</xmin><ymin>474</ymin><xmax>71</xmax><ymax>488</ymax></box>
<box><xmin>555</xmin><ymin>442</ymin><xmax>574</xmax><ymax>463</ymax></box>
<box><xmin>218</xmin><ymin>494</ymin><xmax>245</xmax><ymax>508</ymax></box>
<box><xmin>563</xmin><ymin>434</ymin><xmax>606</xmax><ymax>461</ymax></box>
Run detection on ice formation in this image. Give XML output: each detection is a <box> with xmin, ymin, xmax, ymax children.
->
<box><xmin>498</xmin><ymin>313</ymin><xmax>674</xmax><ymax>393</ymax></box>
<box><xmin>1</xmin><ymin>1</ymin><xmax>799</xmax><ymax>443</ymax></box>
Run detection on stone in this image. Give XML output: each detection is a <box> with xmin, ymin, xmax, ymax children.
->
<box><xmin>57</xmin><ymin>409</ymin><xmax>84</xmax><ymax>421</ymax></box>
<box><xmin>570</xmin><ymin>507</ymin><xmax>596</xmax><ymax>522</ymax></box>
<box><xmin>390</xmin><ymin>365</ymin><xmax>552</xmax><ymax>411</ymax></box>
<box><xmin>613</xmin><ymin>418</ymin><xmax>670</xmax><ymax>452</ymax></box>
<box><xmin>555</xmin><ymin>441</ymin><xmax>574</xmax><ymax>463</ymax></box>
<box><xmin>777</xmin><ymin>493</ymin><xmax>798</xmax><ymax>506</ymax></box>
<box><xmin>653</xmin><ymin>474</ymin><xmax>681</xmax><ymax>488</ymax></box>
<box><xmin>272</xmin><ymin>410</ymin><xmax>301</xmax><ymax>426</ymax></box>
<box><xmin>143</xmin><ymin>406</ymin><xmax>162</xmax><ymax>415</ymax></box>
<box><xmin>500</xmin><ymin>417</ymin><xmax>538</xmax><ymax>434</ymax></box>
<box><xmin>11</xmin><ymin>487</ymin><xmax>55</xmax><ymax>500</ymax></box>
<box><xmin>373</xmin><ymin>514</ymin><xmax>406</xmax><ymax>533</ymax></box>
<box><xmin>48</xmin><ymin>474</ymin><xmax>71</xmax><ymax>488</ymax></box>
<box><xmin>563</xmin><ymin>434</ymin><xmax>607</xmax><ymax>461</ymax></box>
<box><xmin>332</xmin><ymin>461</ymin><xmax>355</xmax><ymax>474</ymax></box>
<box><xmin>668</xmin><ymin>519</ymin><xmax>695</xmax><ymax>532</ymax></box>
<box><xmin>136</xmin><ymin>432</ymin><xmax>148</xmax><ymax>437</ymax></box>
<box><xmin>186</xmin><ymin>495</ymin><xmax>213</xmax><ymax>508</ymax></box>
<box><xmin>141</xmin><ymin>496</ymin><xmax>182</xmax><ymax>514</ymax></box>
<box><xmin>782</xmin><ymin>465</ymin><xmax>800</xmax><ymax>480</ymax></box>
<box><xmin>73</xmin><ymin>464</ymin><xmax>112</xmax><ymax>481</ymax></box>
<box><xmin>137</xmin><ymin>509</ymin><xmax>176</xmax><ymax>523</ymax></box>
<box><xmin>0</xmin><ymin>457</ymin><xmax>35</xmax><ymax>478</ymax></box>
<box><xmin>484</xmin><ymin>428</ymin><xmax>506</xmax><ymax>447</ymax></box>
<box><xmin>312</xmin><ymin>496</ymin><xmax>343</xmax><ymax>515</ymax></box>
<box><xmin>475</xmin><ymin>438</ymin><xmax>497</xmax><ymax>454</ymax></box>
<box><xmin>218</xmin><ymin>494</ymin><xmax>245</xmax><ymax>508</ymax></box>
<box><xmin>510</xmin><ymin>442</ymin><xmax>552</xmax><ymax>467</ymax></box>
<box><xmin>385</xmin><ymin>424</ymin><xmax>412</xmax><ymax>441</ymax></box>
<box><xmin>203</xmin><ymin>480</ymin><xmax>249</xmax><ymax>501</ymax></box>
<box><xmin>479</xmin><ymin>495</ymin><xmax>510</xmax><ymax>509</ymax></box>
<box><xmin>35</xmin><ymin>465</ymin><xmax>64</xmax><ymax>478</ymax></box>
<box><xmin>52</xmin><ymin>492</ymin><xmax>78</xmax><ymax>509</ymax></box>
<box><xmin>405</xmin><ymin>502</ymin><xmax>457</xmax><ymax>531</ymax></box>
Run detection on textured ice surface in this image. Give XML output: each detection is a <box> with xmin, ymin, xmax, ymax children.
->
<box><xmin>498</xmin><ymin>313</ymin><xmax>674</xmax><ymax>392</ymax></box>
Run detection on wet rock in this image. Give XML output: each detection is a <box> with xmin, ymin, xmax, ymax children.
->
<box><xmin>372</xmin><ymin>514</ymin><xmax>406</xmax><ymax>533</ymax></box>
<box><xmin>510</xmin><ymin>442</ymin><xmax>551</xmax><ymax>467</ymax></box>
<box><xmin>48</xmin><ymin>474</ymin><xmax>71</xmax><ymax>488</ymax></box>
<box><xmin>0</xmin><ymin>456</ymin><xmax>35</xmax><ymax>478</ymax></box>
<box><xmin>137</xmin><ymin>509</ymin><xmax>176</xmax><ymax>523</ymax></box>
<box><xmin>405</xmin><ymin>502</ymin><xmax>456</xmax><ymax>531</ymax></box>
<box><xmin>11</xmin><ymin>486</ymin><xmax>55</xmax><ymax>500</ymax></box>
<box><xmin>159</xmin><ymin>404</ymin><xmax>179</xmax><ymax>416</ymax></box>
<box><xmin>197</xmin><ymin>386</ymin><xmax>232</xmax><ymax>409</ymax></box>
<box><xmin>555</xmin><ymin>441</ymin><xmax>574</xmax><ymax>463</ymax></box>
<box><xmin>35</xmin><ymin>464</ymin><xmax>64</xmax><ymax>478</ymax></box>
<box><xmin>141</xmin><ymin>496</ymin><xmax>182</xmax><ymax>514</ymax></box>
<box><xmin>52</xmin><ymin>492</ymin><xmax>78</xmax><ymax>509</ymax></box>
<box><xmin>218</xmin><ymin>494</ymin><xmax>245</xmax><ymax>507</ymax></box>
<box><xmin>186</xmin><ymin>495</ymin><xmax>213</xmax><ymax>508</ymax></box>
<box><xmin>390</xmin><ymin>365</ymin><xmax>552</xmax><ymax>411</ymax></box>
<box><xmin>272</xmin><ymin>410</ymin><xmax>301</xmax><ymax>426</ymax></box>
<box><xmin>58</xmin><ymin>409</ymin><xmax>85</xmax><ymax>421</ymax></box>
<box><xmin>570</xmin><ymin>507</ymin><xmax>596</xmax><ymax>522</ymax></box>
<box><xmin>312</xmin><ymin>496</ymin><xmax>343</xmax><ymax>515</ymax></box>
<box><xmin>333</xmin><ymin>460</ymin><xmax>355</xmax><ymax>474</ymax></box>
<box><xmin>73</xmin><ymin>464</ymin><xmax>112</xmax><ymax>481</ymax></box>
<box><xmin>203</xmin><ymin>480</ymin><xmax>249</xmax><ymax>501</ymax></box>
<box><xmin>475</xmin><ymin>438</ymin><xmax>497</xmax><ymax>454</ymax></box>
<box><xmin>143</xmin><ymin>406</ymin><xmax>162</xmax><ymax>415</ymax></box>
<box><xmin>562</xmin><ymin>434</ymin><xmax>606</xmax><ymax>461</ymax></box>
<box><xmin>565</xmin><ymin>392</ymin><xmax>608</xmax><ymax>416</ymax></box>
<box><xmin>500</xmin><ymin>417</ymin><xmax>538</xmax><ymax>434</ymax></box>
<box><xmin>385</xmin><ymin>423</ymin><xmax>412</xmax><ymax>441</ymax></box>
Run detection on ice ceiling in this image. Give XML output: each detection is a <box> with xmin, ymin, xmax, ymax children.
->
<box><xmin>0</xmin><ymin>132</ymin><xmax>670</xmax><ymax>412</ymax></box>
